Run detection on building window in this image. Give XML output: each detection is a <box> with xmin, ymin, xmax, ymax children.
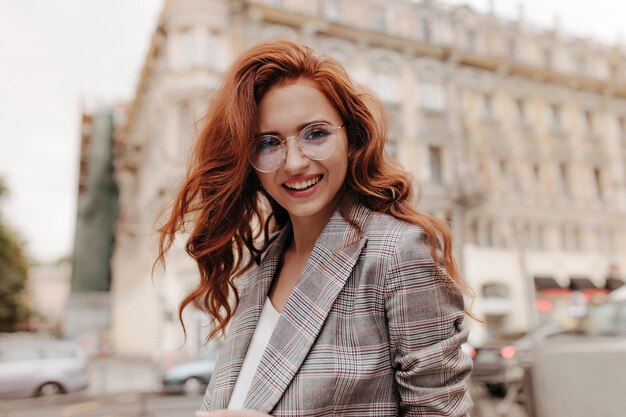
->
<box><xmin>534</xmin><ymin>224</ymin><xmax>546</xmax><ymax>250</ymax></box>
<box><xmin>609</xmin><ymin>62</ymin><xmax>620</xmax><ymax>80</ymax></box>
<box><xmin>508</xmin><ymin>38</ymin><xmax>517</xmax><ymax>59</ymax></box>
<box><xmin>421</xmin><ymin>18</ymin><xmax>432</xmax><ymax>42</ymax></box>
<box><xmin>597</xmin><ymin>226</ymin><xmax>615</xmax><ymax>254</ymax></box>
<box><xmin>178</xmin><ymin>27</ymin><xmax>195</xmax><ymax>69</ymax></box>
<box><xmin>204</xmin><ymin>31</ymin><xmax>218</xmax><ymax>69</ymax></box>
<box><xmin>372</xmin><ymin>72</ymin><xmax>399</xmax><ymax>103</ymax></box>
<box><xmin>386</xmin><ymin>105</ymin><xmax>403</xmax><ymax>138</ymax></box>
<box><xmin>386</xmin><ymin>105</ymin><xmax>403</xmax><ymax>157</ymax></box>
<box><xmin>571</xmin><ymin>227</ymin><xmax>581</xmax><ymax>251</ymax></box>
<box><xmin>499</xmin><ymin>159</ymin><xmax>508</xmax><ymax>175</ymax></box>
<box><xmin>428</xmin><ymin>145</ymin><xmax>443</xmax><ymax>183</ymax></box>
<box><xmin>482</xmin><ymin>283</ymin><xmax>510</xmax><ymax>299</ymax></box>
<box><xmin>584</xmin><ymin>110</ymin><xmax>595</xmax><ymax>133</ymax></box>
<box><xmin>482</xmin><ymin>93</ymin><xmax>494</xmax><ymax>118</ymax></box>
<box><xmin>532</xmin><ymin>163</ymin><xmax>541</xmax><ymax>184</ymax></box>
<box><xmin>419</xmin><ymin>82</ymin><xmax>445</xmax><ymax>111</ymax></box>
<box><xmin>519</xmin><ymin>222</ymin><xmax>531</xmax><ymax>249</ymax></box>
<box><xmin>444</xmin><ymin>211</ymin><xmax>453</xmax><ymax>227</ymax></box>
<box><xmin>499</xmin><ymin>159</ymin><xmax>517</xmax><ymax>190</ymax></box>
<box><xmin>558</xmin><ymin>162</ymin><xmax>570</xmax><ymax>196</ymax></box>
<box><xmin>593</xmin><ymin>167</ymin><xmax>603</xmax><ymax>199</ymax></box>
<box><xmin>324</xmin><ymin>0</ymin><xmax>340</xmax><ymax>21</ymax></box>
<box><xmin>464</xmin><ymin>29</ymin><xmax>476</xmax><ymax>51</ymax></box>
<box><xmin>549</xmin><ymin>103</ymin><xmax>562</xmax><ymax>129</ymax></box>
<box><xmin>562</xmin><ymin>225</ymin><xmax>582</xmax><ymax>252</ymax></box>
<box><xmin>372</xmin><ymin>6</ymin><xmax>386</xmax><ymax>31</ymax></box>
<box><xmin>606</xmin><ymin>229</ymin><xmax>616</xmax><ymax>254</ymax></box>
<box><xmin>178</xmin><ymin>101</ymin><xmax>195</xmax><ymax>153</ymax></box>
<box><xmin>485</xmin><ymin>220</ymin><xmax>494</xmax><ymax>247</ymax></box>
<box><xmin>515</xmin><ymin>98</ymin><xmax>526</xmax><ymax>124</ymax></box>
<box><xmin>575</xmin><ymin>54</ymin><xmax>586</xmax><ymax>75</ymax></box>
<box><xmin>469</xmin><ymin>219</ymin><xmax>479</xmax><ymax>245</ymax></box>
<box><xmin>385</xmin><ymin>137</ymin><xmax>398</xmax><ymax>159</ymax></box>
<box><xmin>542</xmin><ymin>47</ymin><xmax>553</xmax><ymax>68</ymax></box>
<box><xmin>560</xmin><ymin>226</ymin><xmax>568</xmax><ymax>251</ymax></box>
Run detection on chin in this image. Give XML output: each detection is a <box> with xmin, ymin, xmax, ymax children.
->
<box><xmin>284</xmin><ymin>203</ymin><xmax>327</xmax><ymax>220</ymax></box>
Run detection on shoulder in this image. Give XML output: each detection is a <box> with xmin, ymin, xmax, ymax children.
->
<box><xmin>361</xmin><ymin>210</ymin><xmax>430</xmax><ymax>258</ymax></box>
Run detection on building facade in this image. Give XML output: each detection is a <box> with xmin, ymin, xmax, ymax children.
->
<box><xmin>27</xmin><ymin>260</ymin><xmax>71</xmax><ymax>334</ymax></box>
<box><xmin>113</xmin><ymin>0</ymin><xmax>626</xmax><ymax>355</ymax></box>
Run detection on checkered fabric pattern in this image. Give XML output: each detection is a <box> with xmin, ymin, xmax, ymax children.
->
<box><xmin>201</xmin><ymin>202</ymin><xmax>472</xmax><ymax>416</ymax></box>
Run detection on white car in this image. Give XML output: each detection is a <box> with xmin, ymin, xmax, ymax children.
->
<box><xmin>609</xmin><ymin>285</ymin><xmax>626</xmax><ymax>302</ymax></box>
<box><xmin>0</xmin><ymin>340</ymin><xmax>89</xmax><ymax>399</ymax></box>
<box><xmin>162</xmin><ymin>356</ymin><xmax>218</xmax><ymax>395</ymax></box>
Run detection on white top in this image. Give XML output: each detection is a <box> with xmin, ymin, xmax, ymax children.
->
<box><xmin>227</xmin><ymin>297</ymin><xmax>281</xmax><ymax>410</ymax></box>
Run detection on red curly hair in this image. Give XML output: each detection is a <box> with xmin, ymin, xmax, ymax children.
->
<box><xmin>155</xmin><ymin>40</ymin><xmax>474</xmax><ymax>340</ymax></box>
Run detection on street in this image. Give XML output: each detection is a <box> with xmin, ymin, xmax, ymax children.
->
<box><xmin>0</xmin><ymin>385</ymin><xmax>527</xmax><ymax>417</ymax></box>
<box><xmin>0</xmin><ymin>356</ymin><xmax>528</xmax><ymax>417</ymax></box>
<box><xmin>0</xmin><ymin>393</ymin><xmax>199</xmax><ymax>417</ymax></box>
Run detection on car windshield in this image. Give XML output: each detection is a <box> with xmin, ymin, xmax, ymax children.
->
<box><xmin>577</xmin><ymin>301</ymin><xmax>626</xmax><ymax>336</ymax></box>
<box><xmin>0</xmin><ymin>348</ymin><xmax>40</xmax><ymax>362</ymax></box>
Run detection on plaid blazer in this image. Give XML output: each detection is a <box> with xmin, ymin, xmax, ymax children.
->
<box><xmin>200</xmin><ymin>202</ymin><xmax>472</xmax><ymax>416</ymax></box>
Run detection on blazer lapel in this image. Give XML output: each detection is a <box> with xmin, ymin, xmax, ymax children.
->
<box><xmin>243</xmin><ymin>202</ymin><xmax>371</xmax><ymax>412</ymax></box>
<box><xmin>202</xmin><ymin>225</ymin><xmax>291</xmax><ymax>410</ymax></box>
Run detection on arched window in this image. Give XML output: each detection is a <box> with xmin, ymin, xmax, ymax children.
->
<box><xmin>481</xmin><ymin>282</ymin><xmax>512</xmax><ymax>328</ymax></box>
<box><xmin>482</xmin><ymin>283</ymin><xmax>510</xmax><ymax>299</ymax></box>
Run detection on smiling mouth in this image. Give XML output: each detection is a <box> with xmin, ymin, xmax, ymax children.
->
<box><xmin>282</xmin><ymin>175</ymin><xmax>323</xmax><ymax>191</ymax></box>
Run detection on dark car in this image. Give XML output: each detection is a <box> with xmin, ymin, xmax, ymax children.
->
<box><xmin>471</xmin><ymin>323</ymin><xmax>571</xmax><ymax>396</ymax></box>
<box><xmin>162</xmin><ymin>356</ymin><xmax>218</xmax><ymax>395</ymax></box>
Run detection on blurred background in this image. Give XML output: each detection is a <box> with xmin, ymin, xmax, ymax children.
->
<box><xmin>1</xmin><ymin>0</ymin><xmax>626</xmax><ymax>416</ymax></box>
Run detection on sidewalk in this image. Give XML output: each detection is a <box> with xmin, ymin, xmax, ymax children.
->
<box><xmin>87</xmin><ymin>355</ymin><xmax>162</xmax><ymax>395</ymax></box>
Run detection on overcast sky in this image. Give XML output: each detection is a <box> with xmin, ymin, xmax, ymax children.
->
<box><xmin>0</xmin><ymin>0</ymin><xmax>623</xmax><ymax>263</ymax></box>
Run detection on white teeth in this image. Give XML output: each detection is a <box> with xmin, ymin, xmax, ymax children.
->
<box><xmin>284</xmin><ymin>176</ymin><xmax>321</xmax><ymax>190</ymax></box>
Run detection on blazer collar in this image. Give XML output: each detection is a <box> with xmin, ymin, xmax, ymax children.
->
<box><xmin>205</xmin><ymin>222</ymin><xmax>291</xmax><ymax>410</ymax></box>
<box><xmin>206</xmin><ymin>199</ymin><xmax>371</xmax><ymax>411</ymax></box>
<box><xmin>244</xmin><ymin>200</ymin><xmax>370</xmax><ymax>411</ymax></box>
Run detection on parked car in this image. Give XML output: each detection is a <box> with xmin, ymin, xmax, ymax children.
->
<box><xmin>573</xmin><ymin>295</ymin><xmax>626</xmax><ymax>337</ymax></box>
<box><xmin>0</xmin><ymin>340</ymin><xmax>89</xmax><ymax>399</ymax></box>
<box><xmin>162</xmin><ymin>356</ymin><xmax>218</xmax><ymax>395</ymax></box>
<box><xmin>471</xmin><ymin>323</ymin><xmax>572</xmax><ymax>397</ymax></box>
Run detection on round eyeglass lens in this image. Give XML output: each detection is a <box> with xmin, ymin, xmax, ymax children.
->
<box><xmin>249</xmin><ymin>136</ymin><xmax>286</xmax><ymax>172</ymax></box>
<box><xmin>299</xmin><ymin>123</ymin><xmax>337</xmax><ymax>160</ymax></box>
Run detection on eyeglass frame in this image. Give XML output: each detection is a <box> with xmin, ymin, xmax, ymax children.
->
<box><xmin>248</xmin><ymin>122</ymin><xmax>345</xmax><ymax>173</ymax></box>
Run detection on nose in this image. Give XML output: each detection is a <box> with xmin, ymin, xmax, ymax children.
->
<box><xmin>282</xmin><ymin>137</ymin><xmax>310</xmax><ymax>174</ymax></box>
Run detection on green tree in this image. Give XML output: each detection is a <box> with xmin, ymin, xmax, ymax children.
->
<box><xmin>0</xmin><ymin>178</ymin><xmax>31</xmax><ymax>332</ymax></box>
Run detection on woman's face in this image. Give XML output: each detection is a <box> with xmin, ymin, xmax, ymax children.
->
<box><xmin>255</xmin><ymin>78</ymin><xmax>348</xmax><ymax>226</ymax></box>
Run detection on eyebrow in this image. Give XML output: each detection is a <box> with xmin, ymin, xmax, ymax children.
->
<box><xmin>256</xmin><ymin>119</ymin><xmax>334</xmax><ymax>137</ymax></box>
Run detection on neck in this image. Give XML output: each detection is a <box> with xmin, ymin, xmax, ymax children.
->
<box><xmin>289</xmin><ymin>218</ymin><xmax>327</xmax><ymax>256</ymax></box>
<box><xmin>287</xmin><ymin>197</ymin><xmax>342</xmax><ymax>257</ymax></box>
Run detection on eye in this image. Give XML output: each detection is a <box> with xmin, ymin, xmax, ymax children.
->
<box><xmin>255</xmin><ymin>136</ymin><xmax>282</xmax><ymax>153</ymax></box>
<box><xmin>302</xmin><ymin>125</ymin><xmax>331</xmax><ymax>142</ymax></box>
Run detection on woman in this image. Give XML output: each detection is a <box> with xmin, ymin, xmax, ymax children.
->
<box><xmin>157</xmin><ymin>40</ymin><xmax>473</xmax><ymax>416</ymax></box>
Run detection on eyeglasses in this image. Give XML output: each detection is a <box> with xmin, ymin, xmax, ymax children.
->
<box><xmin>248</xmin><ymin>122</ymin><xmax>344</xmax><ymax>173</ymax></box>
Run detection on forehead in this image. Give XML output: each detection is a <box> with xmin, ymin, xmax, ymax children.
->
<box><xmin>257</xmin><ymin>78</ymin><xmax>340</xmax><ymax>132</ymax></box>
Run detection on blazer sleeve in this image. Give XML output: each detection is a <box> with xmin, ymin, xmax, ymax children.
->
<box><xmin>384</xmin><ymin>228</ymin><xmax>473</xmax><ymax>417</ymax></box>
